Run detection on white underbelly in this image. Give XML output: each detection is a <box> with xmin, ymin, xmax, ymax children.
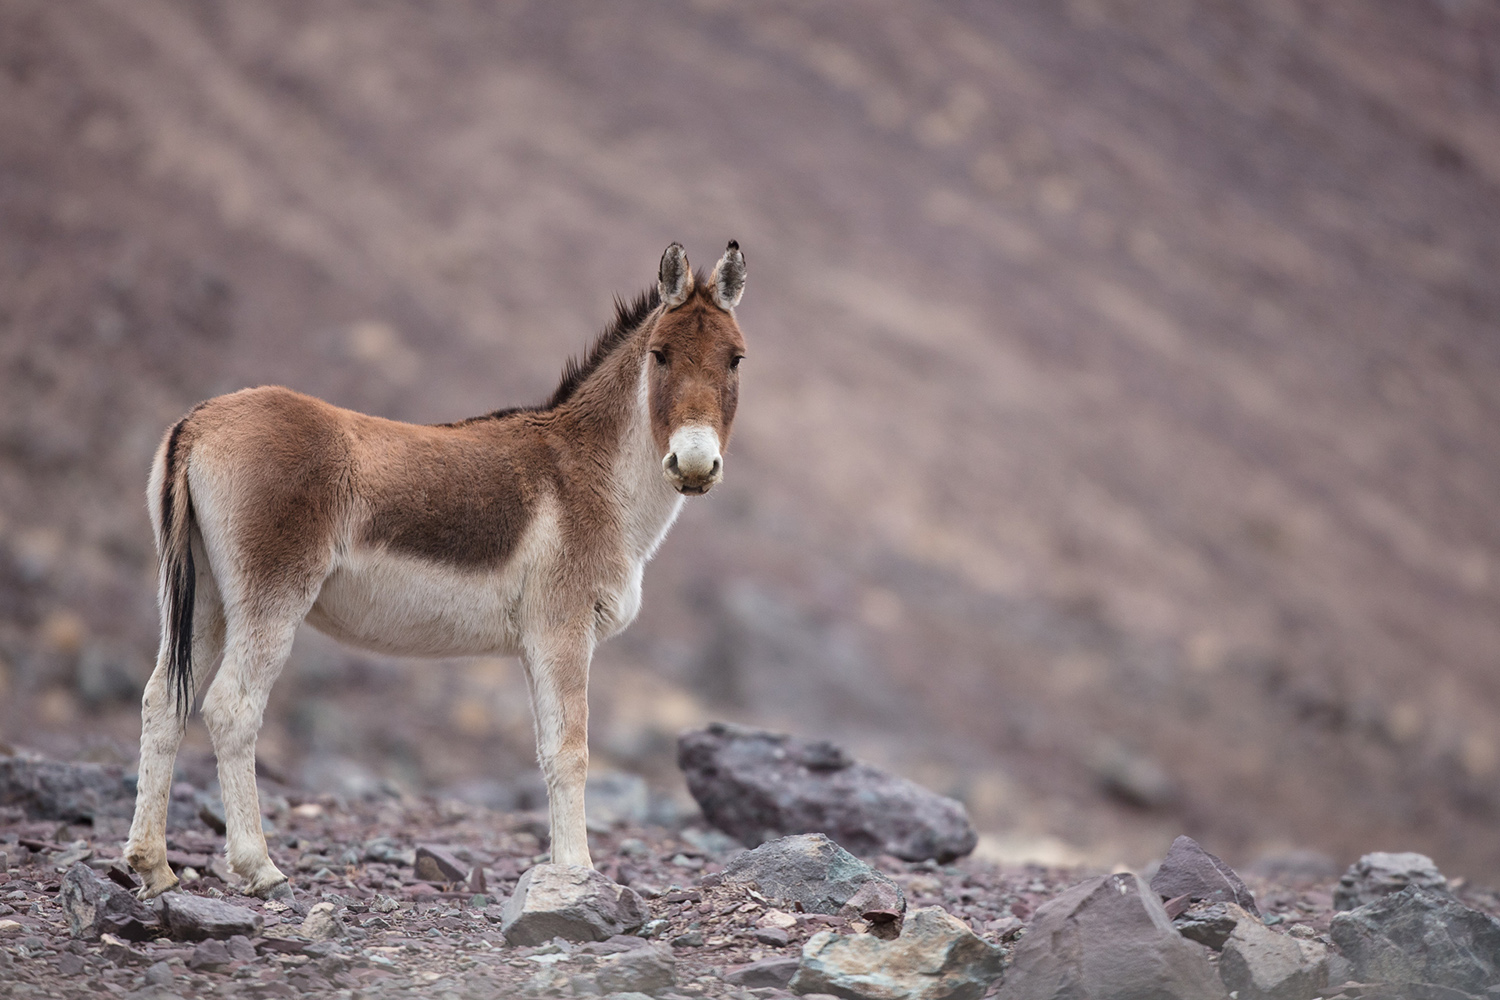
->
<box><xmin>306</xmin><ymin>549</ymin><xmax>524</xmax><ymax>658</ymax></box>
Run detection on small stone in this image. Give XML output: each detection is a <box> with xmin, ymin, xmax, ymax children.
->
<box><xmin>753</xmin><ymin>926</ymin><xmax>790</xmax><ymax>946</ymax></box>
<box><xmin>226</xmin><ymin>935</ymin><xmax>256</xmax><ymax>962</ymax></box>
<box><xmin>158</xmin><ymin>891</ymin><xmax>264</xmax><ymax>941</ymax></box>
<box><xmin>757</xmin><ymin>910</ymin><xmax>798</xmax><ymax>931</ymax></box>
<box><xmin>1329</xmin><ymin>886</ymin><xmax>1500</xmax><ymax>992</ymax></box>
<box><xmin>591</xmin><ymin>941</ymin><xmax>676</xmax><ymax>994</ymax></box>
<box><xmin>671</xmin><ymin>930</ymin><xmax>705</xmax><ymax>948</ymax></box>
<box><xmin>716</xmin><ymin>834</ymin><xmax>905</xmax><ymax>917</ymax></box>
<box><xmin>198</xmin><ymin>797</ymin><xmax>227</xmax><ymax>835</ymax></box>
<box><xmin>1332</xmin><ymin>851</ymin><xmax>1448</xmax><ymax>911</ymax></box>
<box><xmin>100</xmin><ymin>932</ymin><xmax>144</xmax><ymax>964</ymax></box>
<box><xmin>413</xmin><ymin>845</ymin><xmax>468</xmax><ymax>883</ymax></box>
<box><xmin>679</xmin><ymin>724</ymin><xmax>977</xmax><ymax>862</ymax></box>
<box><xmin>1219</xmin><ymin>914</ymin><xmax>1328</xmax><ymax>1000</ymax></box>
<box><xmin>984</xmin><ymin>915</ymin><xmax>1023</xmax><ymax>941</ymax></box>
<box><xmin>792</xmin><ymin>906</ymin><xmax>1004</xmax><ymax>1000</ymax></box>
<box><xmin>725</xmin><ymin>956</ymin><xmax>800</xmax><ymax>988</ymax></box>
<box><xmin>56</xmin><ymin>952</ymin><xmax>85</xmax><ymax>975</ymax></box>
<box><xmin>1149</xmin><ymin>836</ymin><xmax>1258</xmax><ymax>915</ymax></box>
<box><xmin>362</xmin><ymin>838</ymin><xmax>416</xmax><ymax>867</ymax></box>
<box><xmin>144</xmin><ymin>960</ymin><xmax>174</xmax><ymax>987</ymax></box>
<box><xmin>299</xmin><ymin>901</ymin><xmax>345</xmax><ymax>941</ymax></box>
<box><xmin>1173</xmin><ymin>901</ymin><xmax>1245</xmax><ymax>951</ymax></box>
<box><xmin>501</xmin><ymin>864</ymin><xmax>647</xmax><ymax>945</ymax></box>
<box><xmin>188</xmin><ymin>938</ymin><xmax>232</xmax><ymax>971</ymax></box>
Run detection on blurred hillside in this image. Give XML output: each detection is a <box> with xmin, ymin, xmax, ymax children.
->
<box><xmin>3</xmin><ymin>1</ymin><xmax>1500</xmax><ymax>878</ymax></box>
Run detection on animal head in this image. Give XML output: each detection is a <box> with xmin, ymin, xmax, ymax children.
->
<box><xmin>649</xmin><ymin>241</ymin><xmax>747</xmax><ymax>495</ymax></box>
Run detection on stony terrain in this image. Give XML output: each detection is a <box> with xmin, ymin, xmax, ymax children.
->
<box><xmin>5</xmin><ymin>744</ymin><xmax>1500</xmax><ymax>999</ymax></box>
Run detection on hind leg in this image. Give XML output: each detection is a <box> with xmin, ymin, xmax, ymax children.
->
<box><xmin>201</xmin><ymin>613</ymin><xmax>300</xmax><ymax>898</ymax></box>
<box><xmin>126</xmin><ymin>564</ymin><xmax>225</xmax><ymax>899</ymax></box>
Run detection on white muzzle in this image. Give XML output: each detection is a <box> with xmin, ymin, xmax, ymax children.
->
<box><xmin>663</xmin><ymin>425</ymin><xmax>723</xmax><ymax>494</ymax></box>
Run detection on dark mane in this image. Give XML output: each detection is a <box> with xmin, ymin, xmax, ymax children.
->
<box><xmin>441</xmin><ymin>285</ymin><xmax>661</xmax><ymax>427</ymax></box>
<box><xmin>545</xmin><ymin>285</ymin><xmax>661</xmax><ymax>410</ymax></box>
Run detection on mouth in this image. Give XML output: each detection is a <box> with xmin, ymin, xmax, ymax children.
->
<box><xmin>675</xmin><ymin>481</ymin><xmax>712</xmax><ymax>496</ymax></box>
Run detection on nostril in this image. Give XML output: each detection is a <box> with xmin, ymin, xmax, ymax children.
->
<box><xmin>710</xmin><ymin>457</ymin><xmax>722</xmax><ymax>477</ymax></box>
<box><xmin>665</xmin><ymin>453</ymin><xmax>680</xmax><ymax>474</ymax></box>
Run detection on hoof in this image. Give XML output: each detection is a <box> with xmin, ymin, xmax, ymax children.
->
<box><xmin>134</xmin><ymin>869</ymin><xmax>179</xmax><ymax>901</ymax></box>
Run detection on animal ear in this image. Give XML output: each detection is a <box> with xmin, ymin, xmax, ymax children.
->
<box><xmin>709</xmin><ymin>240</ymin><xmax>746</xmax><ymax>311</ymax></box>
<box><xmin>658</xmin><ymin>243</ymin><xmax>694</xmax><ymax>309</ymax></box>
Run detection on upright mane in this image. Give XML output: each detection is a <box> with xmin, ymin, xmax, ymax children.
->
<box><xmin>545</xmin><ymin>285</ymin><xmax>661</xmax><ymax>410</ymax></box>
<box><xmin>443</xmin><ymin>285</ymin><xmax>661</xmax><ymax>426</ymax></box>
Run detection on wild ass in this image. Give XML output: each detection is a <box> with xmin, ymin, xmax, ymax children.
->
<box><xmin>125</xmin><ymin>242</ymin><xmax>748</xmax><ymax>899</ymax></box>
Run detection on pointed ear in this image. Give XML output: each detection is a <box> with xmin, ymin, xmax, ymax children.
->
<box><xmin>658</xmin><ymin>243</ymin><xmax>694</xmax><ymax>309</ymax></box>
<box><xmin>709</xmin><ymin>240</ymin><xmax>746</xmax><ymax>311</ymax></box>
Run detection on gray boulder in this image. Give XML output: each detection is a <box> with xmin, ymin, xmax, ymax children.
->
<box><xmin>1333</xmin><ymin>851</ymin><xmax>1448</xmax><ymax>911</ymax></box>
<box><xmin>1329</xmin><ymin>886</ymin><xmax>1500</xmax><ymax>993</ymax></box>
<box><xmin>157</xmin><ymin>892</ymin><xmax>264</xmax><ymax>941</ymax></box>
<box><xmin>791</xmin><ymin>906</ymin><xmax>1004</xmax><ymax>1000</ymax></box>
<box><xmin>998</xmin><ymin>873</ymin><xmax>1228</xmax><ymax>1000</ymax></box>
<box><xmin>678</xmin><ymin>723</ymin><xmax>976</xmax><ymax>862</ymax></box>
<box><xmin>1150</xmin><ymin>835</ymin><xmax>1259</xmax><ymax>915</ymax></box>
<box><xmin>59</xmin><ymin>863</ymin><xmax>156</xmax><ymax>940</ymax></box>
<box><xmin>501</xmin><ymin>864</ymin><xmax>647</xmax><ymax>945</ymax></box>
<box><xmin>713</xmin><ymin>833</ymin><xmax>905</xmax><ymax>918</ymax></box>
<box><xmin>1218</xmin><ymin>914</ymin><xmax>1329</xmax><ymax>1000</ymax></box>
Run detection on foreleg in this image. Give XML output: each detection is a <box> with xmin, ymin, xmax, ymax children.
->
<box><xmin>522</xmin><ymin>627</ymin><xmax>594</xmax><ymax>868</ymax></box>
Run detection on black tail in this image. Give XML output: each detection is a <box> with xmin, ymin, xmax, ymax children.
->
<box><xmin>159</xmin><ymin>418</ymin><xmax>197</xmax><ymax>720</ymax></box>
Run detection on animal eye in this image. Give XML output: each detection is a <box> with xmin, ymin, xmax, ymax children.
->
<box><xmin>651</xmin><ymin>349</ymin><xmax>667</xmax><ymax>365</ymax></box>
<box><xmin>730</xmin><ymin>355</ymin><xmax>744</xmax><ymax>370</ymax></box>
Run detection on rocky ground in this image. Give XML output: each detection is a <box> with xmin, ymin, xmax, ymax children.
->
<box><xmin>4</xmin><ymin>743</ymin><xmax>1500</xmax><ymax>999</ymax></box>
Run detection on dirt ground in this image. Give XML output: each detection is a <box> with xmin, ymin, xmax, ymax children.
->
<box><xmin>3</xmin><ymin>0</ymin><xmax>1500</xmax><ymax>884</ymax></box>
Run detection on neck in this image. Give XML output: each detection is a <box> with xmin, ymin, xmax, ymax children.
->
<box><xmin>556</xmin><ymin>318</ymin><xmax>684</xmax><ymax>562</ymax></box>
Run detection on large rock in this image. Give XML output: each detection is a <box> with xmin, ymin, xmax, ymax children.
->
<box><xmin>790</xmin><ymin>906</ymin><xmax>1004</xmax><ymax>1000</ymax></box>
<box><xmin>157</xmin><ymin>892</ymin><xmax>264</xmax><ymax>941</ymax></box>
<box><xmin>713</xmin><ymin>833</ymin><xmax>905</xmax><ymax>918</ymax></box>
<box><xmin>1150</xmin><ymin>835</ymin><xmax>1259</xmax><ymax>915</ymax></box>
<box><xmin>998</xmin><ymin>873</ymin><xmax>1228</xmax><ymax>1000</ymax></box>
<box><xmin>59</xmin><ymin>863</ymin><xmax>156</xmax><ymax>940</ymax></box>
<box><xmin>1218</xmin><ymin>914</ymin><xmax>1329</xmax><ymax>1000</ymax></box>
<box><xmin>500</xmin><ymin>864</ymin><xmax>647</xmax><ymax>945</ymax></box>
<box><xmin>0</xmin><ymin>754</ymin><xmax>134</xmax><ymax>822</ymax></box>
<box><xmin>1329</xmin><ymin>886</ymin><xmax>1500</xmax><ymax>992</ymax></box>
<box><xmin>1333</xmin><ymin>851</ymin><xmax>1449</xmax><ymax>911</ymax></box>
<box><xmin>679</xmin><ymin>724</ymin><xmax>977</xmax><ymax>862</ymax></box>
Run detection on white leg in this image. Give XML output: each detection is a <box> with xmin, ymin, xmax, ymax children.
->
<box><xmin>126</xmin><ymin>570</ymin><xmax>224</xmax><ymax>899</ymax></box>
<box><xmin>201</xmin><ymin>617</ymin><xmax>298</xmax><ymax>898</ymax></box>
<box><xmin>523</xmin><ymin>628</ymin><xmax>594</xmax><ymax>868</ymax></box>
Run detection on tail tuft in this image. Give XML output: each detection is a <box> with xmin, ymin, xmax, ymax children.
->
<box><xmin>159</xmin><ymin>418</ymin><xmax>197</xmax><ymax>720</ymax></box>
